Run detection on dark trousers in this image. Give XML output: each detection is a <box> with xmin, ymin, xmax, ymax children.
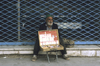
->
<box><xmin>33</xmin><ymin>38</ymin><xmax>67</xmax><ymax>55</ymax></box>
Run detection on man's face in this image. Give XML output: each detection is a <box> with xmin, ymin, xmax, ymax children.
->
<box><xmin>46</xmin><ymin>17</ymin><xmax>53</xmax><ymax>26</ymax></box>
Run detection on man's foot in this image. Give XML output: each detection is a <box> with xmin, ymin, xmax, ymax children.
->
<box><xmin>63</xmin><ymin>54</ymin><xmax>70</xmax><ymax>60</ymax></box>
<box><xmin>32</xmin><ymin>55</ymin><xmax>37</xmax><ymax>62</ymax></box>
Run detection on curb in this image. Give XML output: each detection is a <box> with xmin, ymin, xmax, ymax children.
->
<box><xmin>0</xmin><ymin>45</ymin><xmax>100</xmax><ymax>57</ymax></box>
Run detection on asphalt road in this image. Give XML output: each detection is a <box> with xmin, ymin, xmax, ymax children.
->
<box><xmin>0</xmin><ymin>55</ymin><xmax>100</xmax><ymax>66</ymax></box>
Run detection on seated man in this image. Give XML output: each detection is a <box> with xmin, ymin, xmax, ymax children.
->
<box><xmin>32</xmin><ymin>14</ymin><xmax>69</xmax><ymax>61</ymax></box>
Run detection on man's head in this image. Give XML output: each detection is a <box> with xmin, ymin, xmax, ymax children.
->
<box><xmin>46</xmin><ymin>14</ymin><xmax>53</xmax><ymax>26</ymax></box>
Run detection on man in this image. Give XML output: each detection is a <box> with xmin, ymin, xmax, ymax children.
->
<box><xmin>32</xmin><ymin>14</ymin><xmax>69</xmax><ymax>61</ymax></box>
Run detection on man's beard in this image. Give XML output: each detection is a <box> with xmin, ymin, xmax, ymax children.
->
<box><xmin>47</xmin><ymin>22</ymin><xmax>53</xmax><ymax>26</ymax></box>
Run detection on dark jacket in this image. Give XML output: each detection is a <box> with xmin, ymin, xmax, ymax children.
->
<box><xmin>38</xmin><ymin>22</ymin><xmax>63</xmax><ymax>46</ymax></box>
<box><xmin>39</xmin><ymin>23</ymin><xmax>58</xmax><ymax>30</ymax></box>
<box><xmin>38</xmin><ymin>22</ymin><xmax>61</xmax><ymax>38</ymax></box>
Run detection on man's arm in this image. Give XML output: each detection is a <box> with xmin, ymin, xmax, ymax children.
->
<box><xmin>55</xmin><ymin>24</ymin><xmax>61</xmax><ymax>38</ymax></box>
<box><xmin>55</xmin><ymin>24</ymin><xmax>63</xmax><ymax>45</ymax></box>
<box><xmin>35</xmin><ymin>24</ymin><xmax>43</xmax><ymax>39</ymax></box>
<box><xmin>39</xmin><ymin>25</ymin><xmax>42</xmax><ymax>30</ymax></box>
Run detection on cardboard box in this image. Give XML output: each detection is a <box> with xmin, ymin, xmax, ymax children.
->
<box><xmin>38</xmin><ymin>29</ymin><xmax>64</xmax><ymax>51</ymax></box>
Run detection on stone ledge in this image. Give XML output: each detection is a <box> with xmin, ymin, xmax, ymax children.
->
<box><xmin>0</xmin><ymin>50</ymin><xmax>100</xmax><ymax>57</ymax></box>
<box><xmin>0</xmin><ymin>45</ymin><xmax>100</xmax><ymax>51</ymax></box>
<box><xmin>0</xmin><ymin>45</ymin><xmax>100</xmax><ymax>57</ymax></box>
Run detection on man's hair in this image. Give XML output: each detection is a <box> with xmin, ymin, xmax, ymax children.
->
<box><xmin>46</xmin><ymin>14</ymin><xmax>53</xmax><ymax>19</ymax></box>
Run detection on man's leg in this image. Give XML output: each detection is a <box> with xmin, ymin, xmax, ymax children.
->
<box><xmin>32</xmin><ymin>38</ymin><xmax>40</xmax><ymax>61</ymax></box>
<box><xmin>60</xmin><ymin>45</ymin><xmax>67</xmax><ymax>55</ymax></box>
<box><xmin>59</xmin><ymin>38</ymin><xmax>67</xmax><ymax>55</ymax></box>
<box><xmin>59</xmin><ymin>38</ymin><xmax>69</xmax><ymax>60</ymax></box>
<box><xmin>33</xmin><ymin>38</ymin><xmax>40</xmax><ymax>55</ymax></box>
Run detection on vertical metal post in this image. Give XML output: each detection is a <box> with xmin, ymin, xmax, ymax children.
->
<box><xmin>18</xmin><ymin>0</ymin><xmax>20</xmax><ymax>42</ymax></box>
<box><xmin>46</xmin><ymin>52</ymin><xmax>50</xmax><ymax>63</ymax></box>
<box><xmin>55</xmin><ymin>51</ymin><xmax>58</xmax><ymax>62</ymax></box>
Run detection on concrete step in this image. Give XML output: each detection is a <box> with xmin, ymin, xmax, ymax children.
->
<box><xmin>0</xmin><ymin>45</ymin><xmax>100</xmax><ymax>57</ymax></box>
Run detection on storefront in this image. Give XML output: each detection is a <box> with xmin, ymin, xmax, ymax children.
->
<box><xmin>0</xmin><ymin>0</ymin><xmax>100</xmax><ymax>45</ymax></box>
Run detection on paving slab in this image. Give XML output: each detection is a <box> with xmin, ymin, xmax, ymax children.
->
<box><xmin>0</xmin><ymin>55</ymin><xmax>100</xmax><ymax>66</ymax></box>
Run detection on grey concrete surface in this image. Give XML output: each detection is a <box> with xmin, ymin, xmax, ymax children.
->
<box><xmin>0</xmin><ymin>45</ymin><xmax>100</xmax><ymax>56</ymax></box>
<box><xmin>74</xmin><ymin>45</ymin><xmax>100</xmax><ymax>48</ymax></box>
<box><xmin>0</xmin><ymin>45</ymin><xmax>100</xmax><ymax>51</ymax></box>
<box><xmin>0</xmin><ymin>55</ymin><xmax>100</xmax><ymax>66</ymax></box>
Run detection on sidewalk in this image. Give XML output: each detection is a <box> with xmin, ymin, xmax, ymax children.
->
<box><xmin>0</xmin><ymin>45</ymin><xmax>100</xmax><ymax>57</ymax></box>
<box><xmin>0</xmin><ymin>55</ymin><xmax>100</xmax><ymax>66</ymax></box>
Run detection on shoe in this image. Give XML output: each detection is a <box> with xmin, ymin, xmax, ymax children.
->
<box><xmin>63</xmin><ymin>54</ymin><xmax>70</xmax><ymax>60</ymax></box>
<box><xmin>32</xmin><ymin>55</ymin><xmax>37</xmax><ymax>62</ymax></box>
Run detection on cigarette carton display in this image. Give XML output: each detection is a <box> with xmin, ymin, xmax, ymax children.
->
<box><xmin>38</xmin><ymin>29</ymin><xmax>64</xmax><ymax>51</ymax></box>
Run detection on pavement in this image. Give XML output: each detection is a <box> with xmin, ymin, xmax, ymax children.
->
<box><xmin>0</xmin><ymin>55</ymin><xmax>100</xmax><ymax>66</ymax></box>
<box><xmin>0</xmin><ymin>45</ymin><xmax>100</xmax><ymax>66</ymax></box>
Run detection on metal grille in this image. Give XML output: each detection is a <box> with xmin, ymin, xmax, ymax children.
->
<box><xmin>0</xmin><ymin>0</ymin><xmax>18</xmax><ymax>42</ymax></box>
<box><xmin>0</xmin><ymin>0</ymin><xmax>100</xmax><ymax>45</ymax></box>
